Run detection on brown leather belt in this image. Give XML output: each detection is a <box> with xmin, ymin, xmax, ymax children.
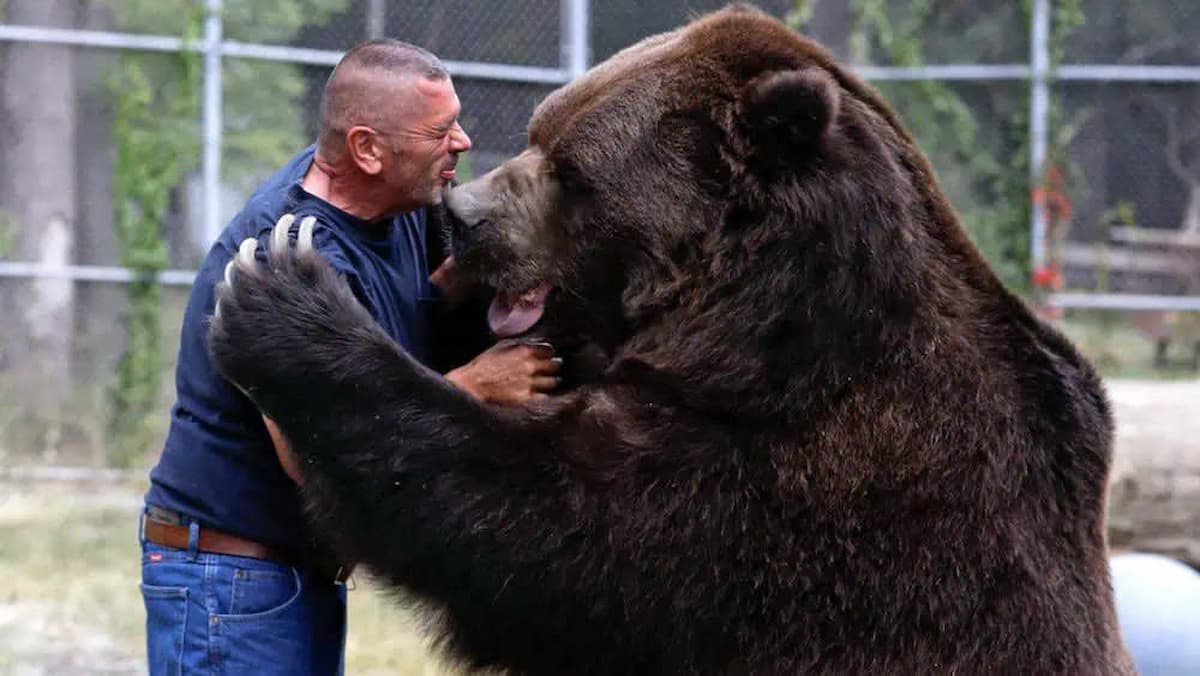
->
<box><xmin>143</xmin><ymin>516</ymin><xmax>296</xmax><ymax>567</ymax></box>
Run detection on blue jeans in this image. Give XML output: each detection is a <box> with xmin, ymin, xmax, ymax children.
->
<box><xmin>139</xmin><ymin>512</ymin><xmax>347</xmax><ymax>675</ymax></box>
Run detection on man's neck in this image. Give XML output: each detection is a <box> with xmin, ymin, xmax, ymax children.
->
<box><xmin>302</xmin><ymin>155</ymin><xmax>391</xmax><ymax>221</ymax></box>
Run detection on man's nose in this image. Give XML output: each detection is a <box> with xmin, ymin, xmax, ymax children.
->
<box><xmin>450</xmin><ymin>124</ymin><xmax>472</xmax><ymax>153</ymax></box>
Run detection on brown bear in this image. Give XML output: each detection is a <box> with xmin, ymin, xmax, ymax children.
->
<box><xmin>209</xmin><ymin>5</ymin><xmax>1133</xmax><ymax>674</ymax></box>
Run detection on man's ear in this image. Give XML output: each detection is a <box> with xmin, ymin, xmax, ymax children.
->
<box><xmin>740</xmin><ymin>69</ymin><xmax>840</xmax><ymax>156</ymax></box>
<box><xmin>346</xmin><ymin>126</ymin><xmax>384</xmax><ymax>176</ymax></box>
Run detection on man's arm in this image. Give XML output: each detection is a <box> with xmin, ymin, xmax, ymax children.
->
<box><xmin>263</xmin><ymin>415</ymin><xmax>306</xmax><ymax>484</ymax></box>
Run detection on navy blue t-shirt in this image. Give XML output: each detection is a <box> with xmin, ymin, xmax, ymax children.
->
<box><xmin>145</xmin><ymin>145</ymin><xmax>438</xmax><ymax>554</ymax></box>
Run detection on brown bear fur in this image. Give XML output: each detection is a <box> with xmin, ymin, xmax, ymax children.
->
<box><xmin>210</xmin><ymin>5</ymin><xmax>1133</xmax><ymax>674</ymax></box>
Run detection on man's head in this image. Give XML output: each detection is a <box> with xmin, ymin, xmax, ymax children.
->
<box><xmin>318</xmin><ymin>39</ymin><xmax>472</xmax><ymax>213</ymax></box>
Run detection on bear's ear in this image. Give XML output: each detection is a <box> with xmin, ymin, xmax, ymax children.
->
<box><xmin>740</xmin><ymin>69</ymin><xmax>840</xmax><ymax>153</ymax></box>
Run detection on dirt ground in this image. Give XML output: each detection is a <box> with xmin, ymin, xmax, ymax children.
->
<box><xmin>0</xmin><ymin>378</ymin><xmax>1196</xmax><ymax>675</ymax></box>
<box><xmin>1106</xmin><ymin>380</ymin><xmax>1200</xmax><ymax>458</ymax></box>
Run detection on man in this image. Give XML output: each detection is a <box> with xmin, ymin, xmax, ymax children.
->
<box><xmin>140</xmin><ymin>40</ymin><xmax>558</xmax><ymax>675</ymax></box>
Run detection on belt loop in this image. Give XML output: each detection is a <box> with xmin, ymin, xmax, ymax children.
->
<box><xmin>137</xmin><ymin>506</ymin><xmax>148</xmax><ymax>545</ymax></box>
<box><xmin>334</xmin><ymin>567</ymin><xmax>356</xmax><ymax>590</ymax></box>
<box><xmin>187</xmin><ymin>521</ymin><xmax>200</xmax><ymax>561</ymax></box>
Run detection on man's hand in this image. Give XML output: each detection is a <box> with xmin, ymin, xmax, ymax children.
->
<box><xmin>446</xmin><ymin>339</ymin><xmax>562</xmax><ymax>406</ymax></box>
<box><xmin>263</xmin><ymin>335</ymin><xmax>560</xmax><ymax>484</ymax></box>
<box><xmin>264</xmin><ymin>341</ymin><xmax>560</xmax><ymax>485</ymax></box>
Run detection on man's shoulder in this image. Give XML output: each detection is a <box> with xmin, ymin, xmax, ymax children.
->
<box><xmin>221</xmin><ymin>147</ymin><xmax>315</xmax><ymax>238</ymax></box>
<box><xmin>250</xmin><ymin>210</ymin><xmax>364</xmax><ymax>277</ymax></box>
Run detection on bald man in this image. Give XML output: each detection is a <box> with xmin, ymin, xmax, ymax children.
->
<box><xmin>139</xmin><ymin>40</ymin><xmax>557</xmax><ymax>675</ymax></box>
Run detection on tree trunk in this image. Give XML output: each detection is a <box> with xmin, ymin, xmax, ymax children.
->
<box><xmin>1106</xmin><ymin>381</ymin><xmax>1200</xmax><ymax>569</ymax></box>
<box><xmin>74</xmin><ymin>2</ymin><xmax>117</xmax><ymax>269</ymax></box>
<box><xmin>73</xmin><ymin>0</ymin><xmax>124</xmax><ymax>466</ymax></box>
<box><xmin>0</xmin><ymin>0</ymin><xmax>79</xmax><ymax>455</ymax></box>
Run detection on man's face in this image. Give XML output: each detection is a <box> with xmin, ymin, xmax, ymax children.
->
<box><xmin>378</xmin><ymin>76</ymin><xmax>472</xmax><ymax>211</ymax></box>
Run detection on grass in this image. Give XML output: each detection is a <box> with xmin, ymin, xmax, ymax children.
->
<box><xmin>0</xmin><ymin>305</ymin><xmax>1193</xmax><ymax>673</ymax></box>
<box><xmin>1056</xmin><ymin>310</ymin><xmax>1200</xmax><ymax>380</ymax></box>
<box><xmin>0</xmin><ymin>479</ymin><xmax>463</xmax><ymax>675</ymax></box>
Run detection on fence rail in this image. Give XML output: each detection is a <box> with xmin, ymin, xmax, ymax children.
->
<box><xmin>6</xmin><ymin>24</ymin><xmax>1200</xmax><ymax>84</ymax></box>
<box><xmin>0</xmin><ymin>1</ymin><xmax>1196</xmax><ymax>314</ymax></box>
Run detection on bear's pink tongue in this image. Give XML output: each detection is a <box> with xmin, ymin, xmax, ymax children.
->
<box><xmin>487</xmin><ymin>283</ymin><xmax>552</xmax><ymax>337</ymax></box>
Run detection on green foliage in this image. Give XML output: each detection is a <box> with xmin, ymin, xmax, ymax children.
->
<box><xmin>221</xmin><ymin>0</ymin><xmax>349</xmax><ymax>43</ymax></box>
<box><xmin>219</xmin><ymin>58</ymin><xmax>312</xmax><ymax>186</ymax></box>
<box><xmin>103</xmin><ymin>0</ymin><xmax>348</xmax><ymax>186</ymax></box>
<box><xmin>216</xmin><ymin>0</ymin><xmax>351</xmax><ymax>185</ymax></box>
<box><xmin>101</xmin><ymin>0</ymin><xmax>349</xmax><ymax>464</ymax></box>
<box><xmin>1050</xmin><ymin>0</ymin><xmax>1084</xmax><ymax>67</ymax></box>
<box><xmin>455</xmin><ymin>150</ymin><xmax>475</xmax><ymax>184</ymax></box>
<box><xmin>788</xmin><ymin>0</ymin><xmax>1086</xmax><ymax>291</ymax></box>
<box><xmin>1102</xmin><ymin>200</ymin><xmax>1139</xmax><ymax>230</ymax></box>
<box><xmin>1039</xmin><ymin>0</ymin><xmax>1086</xmax><ymax>273</ymax></box>
<box><xmin>843</xmin><ymin>0</ymin><xmax>1034</xmax><ymax>290</ymax></box>
<box><xmin>0</xmin><ymin>209</ymin><xmax>16</xmax><ymax>259</ymax></box>
<box><xmin>106</xmin><ymin>3</ymin><xmax>204</xmax><ymax>466</ymax></box>
<box><xmin>784</xmin><ymin>0</ymin><xmax>815</xmax><ymax>30</ymax></box>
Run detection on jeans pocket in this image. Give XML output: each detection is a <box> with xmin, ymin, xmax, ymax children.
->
<box><xmin>141</xmin><ymin>584</ymin><xmax>188</xmax><ymax>676</ymax></box>
<box><xmin>214</xmin><ymin>573</ymin><xmax>348</xmax><ymax>676</ymax></box>
<box><xmin>225</xmin><ymin>566</ymin><xmax>302</xmax><ymax>619</ymax></box>
<box><xmin>215</xmin><ymin>570</ymin><xmax>340</xmax><ymax>675</ymax></box>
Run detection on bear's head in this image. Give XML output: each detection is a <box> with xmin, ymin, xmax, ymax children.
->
<box><xmin>444</xmin><ymin>5</ymin><xmax>1008</xmax><ymax>415</ymax></box>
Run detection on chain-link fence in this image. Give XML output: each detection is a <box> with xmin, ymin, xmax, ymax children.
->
<box><xmin>0</xmin><ymin>0</ymin><xmax>1197</xmax><ymax>467</ymax></box>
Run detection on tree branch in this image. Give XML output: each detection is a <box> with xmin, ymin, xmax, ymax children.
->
<box><xmin>1153</xmin><ymin>102</ymin><xmax>1195</xmax><ymax>186</ymax></box>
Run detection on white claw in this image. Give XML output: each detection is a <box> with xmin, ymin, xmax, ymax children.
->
<box><xmin>272</xmin><ymin>213</ymin><xmax>296</xmax><ymax>254</ymax></box>
<box><xmin>297</xmin><ymin>216</ymin><xmax>316</xmax><ymax>253</ymax></box>
<box><xmin>237</xmin><ymin>237</ymin><xmax>257</xmax><ymax>267</ymax></box>
<box><xmin>223</xmin><ymin>260</ymin><xmax>236</xmax><ymax>287</ymax></box>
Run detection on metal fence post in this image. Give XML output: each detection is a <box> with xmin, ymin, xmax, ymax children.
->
<box><xmin>0</xmin><ymin>8</ymin><xmax>1197</xmax><ymax>313</ymax></box>
<box><xmin>202</xmin><ymin>0</ymin><xmax>224</xmax><ymax>248</ymax></box>
<box><xmin>366</xmin><ymin>0</ymin><xmax>386</xmax><ymax>39</ymax></box>
<box><xmin>561</xmin><ymin>0</ymin><xmax>589</xmax><ymax>79</ymax></box>
<box><xmin>1029</xmin><ymin>0</ymin><xmax>1051</xmax><ymax>271</ymax></box>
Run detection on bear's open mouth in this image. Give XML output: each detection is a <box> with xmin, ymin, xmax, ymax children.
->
<box><xmin>487</xmin><ymin>283</ymin><xmax>552</xmax><ymax>337</ymax></box>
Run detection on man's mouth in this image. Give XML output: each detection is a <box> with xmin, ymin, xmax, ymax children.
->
<box><xmin>487</xmin><ymin>283</ymin><xmax>552</xmax><ymax>337</ymax></box>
